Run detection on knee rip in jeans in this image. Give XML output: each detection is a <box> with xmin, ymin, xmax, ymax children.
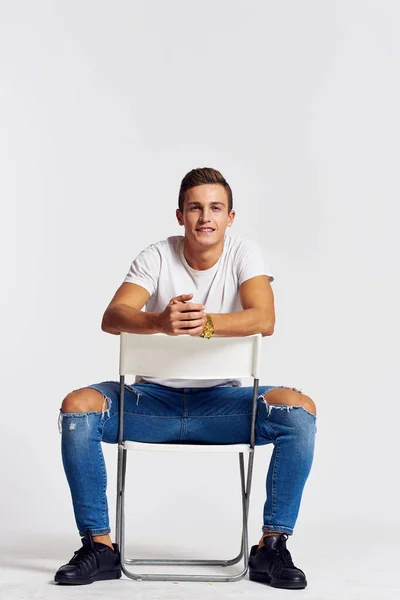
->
<box><xmin>259</xmin><ymin>386</ymin><xmax>316</xmax><ymax>418</ymax></box>
<box><xmin>58</xmin><ymin>389</ymin><xmax>112</xmax><ymax>434</ymax></box>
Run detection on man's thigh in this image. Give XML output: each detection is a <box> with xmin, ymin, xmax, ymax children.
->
<box><xmin>84</xmin><ymin>381</ymin><xmax>187</xmax><ymax>444</ymax></box>
<box><xmin>184</xmin><ymin>385</ymin><xmax>278</xmax><ymax>444</ymax></box>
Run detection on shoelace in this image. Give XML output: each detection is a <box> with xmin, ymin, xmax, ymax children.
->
<box><xmin>269</xmin><ymin>535</ymin><xmax>296</xmax><ymax>575</ymax></box>
<box><xmin>69</xmin><ymin>544</ymin><xmax>99</xmax><ymax>571</ymax></box>
<box><xmin>276</xmin><ymin>544</ymin><xmax>295</xmax><ymax>568</ymax></box>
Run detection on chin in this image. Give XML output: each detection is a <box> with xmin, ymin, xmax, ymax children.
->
<box><xmin>195</xmin><ymin>234</ymin><xmax>221</xmax><ymax>244</ymax></box>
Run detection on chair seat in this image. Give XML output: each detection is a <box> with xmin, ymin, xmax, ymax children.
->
<box><xmin>121</xmin><ymin>441</ymin><xmax>251</xmax><ymax>454</ymax></box>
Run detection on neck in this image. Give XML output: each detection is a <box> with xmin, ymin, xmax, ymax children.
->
<box><xmin>183</xmin><ymin>237</ymin><xmax>224</xmax><ymax>271</ymax></box>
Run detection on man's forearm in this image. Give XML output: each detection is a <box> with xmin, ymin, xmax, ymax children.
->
<box><xmin>101</xmin><ymin>304</ymin><xmax>274</xmax><ymax>337</ymax></box>
<box><xmin>210</xmin><ymin>309</ymin><xmax>274</xmax><ymax>337</ymax></box>
<box><xmin>101</xmin><ymin>305</ymin><xmax>162</xmax><ymax>335</ymax></box>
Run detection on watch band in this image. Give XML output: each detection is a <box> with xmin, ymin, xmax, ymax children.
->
<box><xmin>200</xmin><ymin>314</ymin><xmax>215</xmax><ymax>339</ymax></box>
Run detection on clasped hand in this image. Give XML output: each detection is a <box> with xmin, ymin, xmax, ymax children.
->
<box><xmin>159</xmin><ymin>293</ymin><xmax>206</xmax><ymax>336</ymax></box>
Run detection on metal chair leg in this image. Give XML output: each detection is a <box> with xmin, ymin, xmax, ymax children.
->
<box><xmin>119</xmin><ymin>449</ymin><xmax>254</xmax><ymax>581</ymax></box>
<box><xmin>115</xmin><ymin>446</ymin><xmax>124</xmax><ymax>549</ymax></box>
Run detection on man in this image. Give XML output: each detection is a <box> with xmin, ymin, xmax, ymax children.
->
<box><xmin>55</xmin><ymin>167</ymin><xmax>317</xmax><ymax>589</ymax></box>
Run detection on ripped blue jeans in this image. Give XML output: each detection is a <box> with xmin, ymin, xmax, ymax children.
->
<box><xmin>59</xmin><ymin>382</ymin><xmax>317</xmax><ymax>537</ymax></box>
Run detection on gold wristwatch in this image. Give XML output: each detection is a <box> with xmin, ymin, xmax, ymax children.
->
<box><xmin>200</xmin><ymin>314</ymin><xmax>215</xmax><ymax>339</ymax></box>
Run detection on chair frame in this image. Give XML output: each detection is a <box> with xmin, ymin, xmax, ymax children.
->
<box><xmin>115</xmin><ymin>333</ymin><xmax>261</xmax><ymax>582</ymax></box>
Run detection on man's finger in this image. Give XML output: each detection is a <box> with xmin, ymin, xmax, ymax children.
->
<box><xmin>177</xmin><ymin>317</ymin><xmax>206</xmax><ymax>329</ymax></box>
<box><xmin>178</xmin><ymin>303</ymin><xmax>205</xmax><ymax>312</ymax></box>
<box><xmin>176</xmin><ymin>311</ymin><xmax>206</xmax><ymax>322</ymax></box>
<box><xmin>174</xmin><ymin>293</ymin><xmax>193</xmax><ymax>302</ymax></box>
<box><xmin>187</xmin><ymin>325</ymin><xmax>206</xmax><ymax>336</ymax></box>
<box><xmin>169</xmin><ymin>293</ymin><xmax>193</xmax><ymax>306</ymax></box>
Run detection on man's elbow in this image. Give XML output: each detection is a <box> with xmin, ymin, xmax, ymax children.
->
<box><xmin>260</xmin><ymin>315</ymin><xmax>275</xmax><ymax>337</ymax></box>
<box><xmin>101</xmin><ymin>312</ymin><xmax>109</xmax><ymax>332</ymax></box>
<box><xmin>261</xmin><ymin>324</ymin><xmax>274</xmax><ymax>337</ymax></box>
<box><xmin>101</xmin><ymin>324</ymin><xmax>120</xmax><ymax>336</ymax></box>
<box><xmin>101</xmin><ymin>311</ymin><xmax>120</xmax><ymax>335</ymax></box>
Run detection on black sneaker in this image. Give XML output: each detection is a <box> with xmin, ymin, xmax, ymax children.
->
<box><xmin>248</xmin><ymin>533</ymin><xmax>307</xmax><ymax>589</ymax></box>
<box><xmin>54</xmin><ymin>532</ymin><xmax>121</xmax><ymax>585</ymax></box>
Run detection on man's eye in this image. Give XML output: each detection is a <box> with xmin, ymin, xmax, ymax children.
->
<box><xmin>212</xmin><ymin>206</ymin><xmax>221</xmax><ymax>210</ymax></box>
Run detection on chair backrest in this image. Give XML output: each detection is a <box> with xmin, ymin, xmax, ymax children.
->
<box><xmin>119</xmin><ymin>333</ymin><xmax>262</xmax><ymax>380</ymax></box>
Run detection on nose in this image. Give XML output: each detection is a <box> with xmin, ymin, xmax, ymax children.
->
<box><xmin>199</xmin><ymin>210</ymin><xmax>211</xmax><ymax>222</ymax></box>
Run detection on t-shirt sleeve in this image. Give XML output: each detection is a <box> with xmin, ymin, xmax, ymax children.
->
<box><xmin>123</xmin><ymin>244</ymin><xmax>161</xmax><ymax>296</ymax></box>
<box><xmin>236</xmin><ymin>239</ymin><xmax>274</xmax><ymax>285</ymax></box>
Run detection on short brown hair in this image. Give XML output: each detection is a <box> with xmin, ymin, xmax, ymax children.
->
<box><xmin>178</xmin><ymin>167</ymin><xmax>233</xmax><ymax>213</ymax></box>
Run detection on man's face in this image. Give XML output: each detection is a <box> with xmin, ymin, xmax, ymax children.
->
<box><xmin>176</xmin><ymin>184</ymin><xmax>235</xmax><ymax>247</ymax></box>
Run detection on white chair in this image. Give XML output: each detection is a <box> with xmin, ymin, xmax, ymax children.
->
<box><xmin>115</xmin><ymin>332</ymin><xmax>262</xmax><ymax>582</ymax></box>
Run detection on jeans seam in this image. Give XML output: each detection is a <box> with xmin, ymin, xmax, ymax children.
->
<box><xmin>271</xmin><ymin>441</ymin><xmax>280</xmax><ymax>518</ymax></box>
<box><xmin>98</xmin><ymin>437</ymin><xmax>107</xmax><ymax>530</ymax></box>
<box><xmin>117</xmin><ymin>413</ymin><xmax>181</xmax><ymax>419</ymax></box>
<box><xmin>187</xmin><ymin>413</ymin><xmax>253</xmax><ymax>418</ymax></box>
<box><xmin>180</xmin><ymin>392</ymin><xmax>187</xmax><ymax>441</ymax></box>
<box><xmin>256</xmin><ymin>410</ymin><xmax>279</xmax><ymax>438</ymax></box>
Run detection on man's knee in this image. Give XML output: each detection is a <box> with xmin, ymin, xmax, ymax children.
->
<box><xmin>264</xmin><ymin>387</ymin><xmax>317</xmax><ymax>416</ymax></box>
<box><xmin>61</xmin><ymin>388</ymin><xmax>107</xmax><ymax>414</ymax></box>
<box><xmin>298</xmin><ymin>395</ymin><xmax>317</xmax><ymax>416</ymax></box>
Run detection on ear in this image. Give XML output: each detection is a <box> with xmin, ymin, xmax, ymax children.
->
<box><xmin>176</xmin><ymin>208</ymin><xmax>184</xmax><ymax>226</ymax></box>
<box><xmin>227</xmin><ymin>210</ymin><xmax>236</xmax><ymax>228</ymax></box>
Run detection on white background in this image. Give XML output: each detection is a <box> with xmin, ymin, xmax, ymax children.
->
<box><xmin>0</xmin><ymin>0</ymin><xmax>399</xmax><ymax>597</ymax></box>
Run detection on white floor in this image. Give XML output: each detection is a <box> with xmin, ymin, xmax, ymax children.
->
<box><xmin>0</xmin><ymin>525</ymin><xmax>398</xmax><ymax>600</ymax></box>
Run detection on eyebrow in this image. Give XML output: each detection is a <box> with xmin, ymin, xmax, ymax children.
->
<box><xmin>187</xmin><ymin>201</ymin><xmax>225</xmax><ymax>206</ymax></box>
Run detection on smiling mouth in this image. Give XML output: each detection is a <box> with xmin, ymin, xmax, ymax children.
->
<box><xmin>196</xmin><ymin>228</ymin><xmax>215</xmax><ymax>232</ymax></box>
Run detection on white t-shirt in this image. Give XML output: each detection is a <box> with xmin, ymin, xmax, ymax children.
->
<box><xmin>123</xmin><ymin>234</ymin><xmax>274</xmax><ymax>388</ymax></box>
